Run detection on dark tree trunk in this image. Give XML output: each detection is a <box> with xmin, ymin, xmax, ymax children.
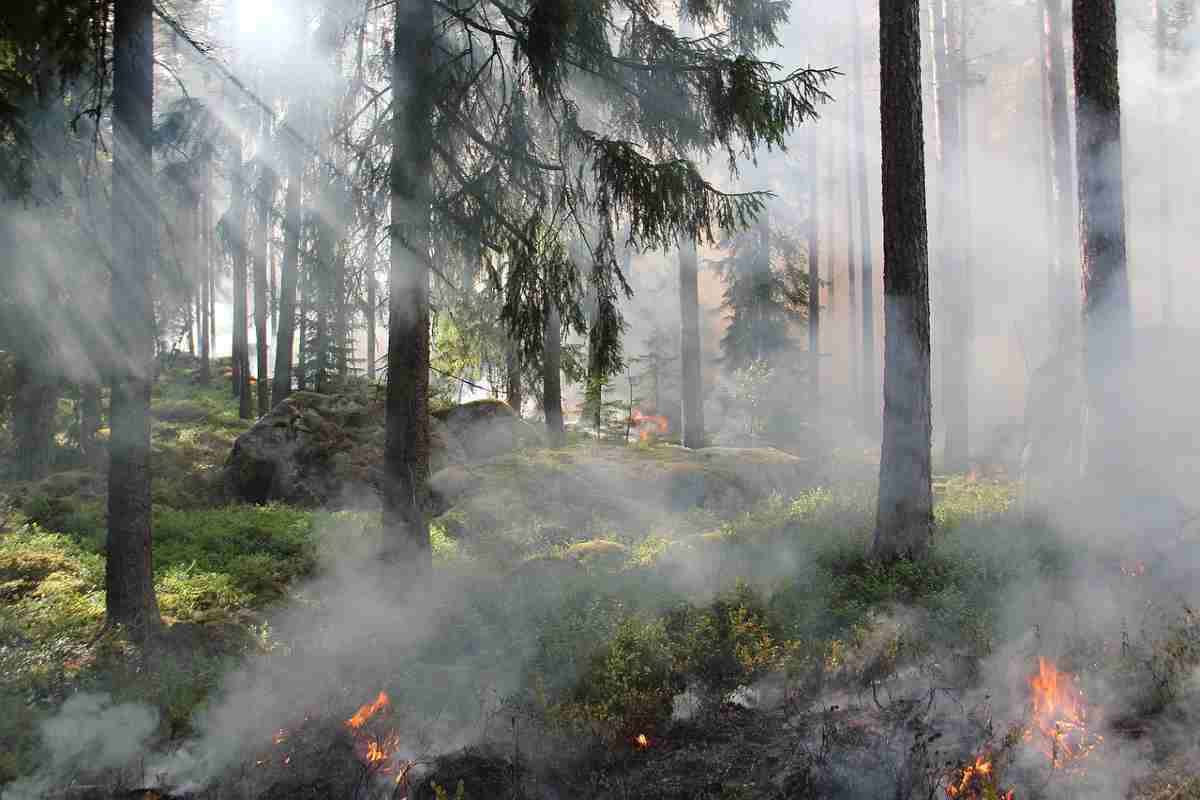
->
<box><xmin>335</xmin><ymin>242</ymin><xmax>349</xmax><ymax>380</ymax></box>
<box><xmin>543</xmin><ymin>297</ymin><xmax>565</xmax><ymax>447</ymax></box>
<box><xmin>1073</xmin><ymin>0</ymin><xmax>1133</xmax><ymax>487</ymax></box>
<box><xmin>12</xmin><ymin>354</ymin><xmax>58</xmax><ymax>482</ymax></box>
<box><xmin>807</xmin><ymin>126</ymin><xmax>821</xmax><ymax>411</ymax></box>
<box><xmin>853</xmin><ymin>0</ymin><xmax>877</xmax><ymax>432</ymax></box>
<box><xmin>678</xmin><ymin>239</ymin><xmax>705</xmax><ymax>448</ymax></box>
<box><xmin>297</xmin><ymin>254</ymin><xmax>309</xmax><ymax>391</ymax></box>
<box><xmin>1045</xmin><ymin>0</ymin><xmax>1077</xmax><ymax>341</ymax></box>
<box><xmin>231</xmin><ymin>144</ymin><xmax>252</xmax><ymax>418</ymax></box>
<box><xmin>312</xmin><ymin>184</ymin><xmax>334</xmax><ymax>393</ymax></box>
<box><xmin>930</xmin><ymin>0</ymin><xmax>970</xmax><ymax>472</ymax></box>
<box><xmin>272</xmin><ymin>143</ymin><xmax>302</xmax><ymax>406</ymax></box>
<box><xmin>382</xmin><ymin>0</ymin><xmax>434</xmax><ymax>571</ymax></box>
<box><xmin>198</xmin><ymin>159</ymin><xmax>212</xmax><ymax>386</ymax></box>
<box><xmin>505</xmin><ymin>340</ymin><xmax>521</xmax><ymax>415</ymax></box>
<box><xmin>843</xmin><ymin>58</ymin><xmax>859</xmax><ymax>405</ymax></box>
<box><xmin>107</xmin><ymin>0</ymin><xmax>160</xmax><ymax>636</ymax></box>
<box><xmin>873</xmin><ymin>0</ymin><xmax>934</xmax><ymax>561</ymax></box>
<box><xmin>365</xmin><ymin>211</ymin><xmax>379</xmax><ymax>381</ymax></box>
<box><xmin>253</xmin><ymin>145</ymin><xmax>275</xmax><ymax>417</ymax></box>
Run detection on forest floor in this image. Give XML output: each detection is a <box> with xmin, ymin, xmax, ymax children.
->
<box><xmin>2</xmin><ymin>363</ymin><xmax>1200</xmax><ymax>799</ymax></box>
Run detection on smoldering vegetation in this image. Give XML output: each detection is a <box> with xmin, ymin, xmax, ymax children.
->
<box><xmin>3</xmin><ymin>0</ymin><xmax>1200</xmax><ymax>797</ymax></box>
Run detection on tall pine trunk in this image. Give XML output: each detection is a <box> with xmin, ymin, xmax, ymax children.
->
<box><xmin>543</xmin><ymin>298</ymin><xmax>565</xmax><ymax>447</ymax></box>
<box><xmin>231</xmin><ymin>143</ymin><xmax>252</xmax><ymax>418</ymax></box>
<box><xmin>873</xmin><ymin>0</ymin><xmax>934</xmax><ymax>561</ymax></box>
<box><xmin>107</xmin><ymin>0</ymin><xmax>160</xmax><ymax>635</ymax></box>
<box><xmin>505</xmin><ymin>340</ymin><xmax>522</xmax><ymax>415</ymax></box>
<box><xmin>930</xmin><ymin>0</ymin><xmax>970</xmax><ymax>472</ymax></box>
<box><xmin>678</xmin><ymin>239</ymin><xmax>705</xmax><ymax>448</ymax></box>
<box><xmin>853</xmin><ymin>0</ymin><xmax>877</xmax><ymax>431</ymax></box>
<box><xmin>1073</xmin><ymin>0</ymin><xmax>1133</xmax><ymax>487</ymax></box>
<box><xmin>253</xmin><ymin>130</ymin><xmax>275</xmax><ymax>416</ymax></box>
<box><xmin>335</xmin><ymin>241</ymin><xmax>349</xmax><ymax>380</ymax></box>
<box><xmin>365</xmin><ymin>211</ymin><xmax>378</xmax><ymax>381</ymax></box>
<box><xmin>272</xmin><ymin>141</ymin><xmax>302</xmax><ymax>406</ymax></box>
<box><xmin>198</xmin><ymin>157</ymin><xmax>212</xmax><ymax>386</ymax></box>
<box><xmin>807</xmin><ymin>126</ymin><xmax>821</xmax><ymax>411</ymax></box>
<box><xmin>382</xmin><ymin>0</ymin><xmax>434</xmax><ymax>570</ymax></box>
<box><xmin>1045</xmin><ymin>0</ymin><xmax>1076</xmax><ymax>342</ymax></box>
<box><xmin>12</xmin><ymin>354</ymin><xmax>58</xmax><ymax>482</ymax></box>
<box><xmin>843</xmin><ymin>63</ymin><xmax>859</xmax><ymax>408</ymax></box>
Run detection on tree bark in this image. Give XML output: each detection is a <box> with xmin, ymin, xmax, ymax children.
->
<box><xmin>853</xmin><ymin>0</ymin><xmax>877</xmax><ymax>432</ymax></box>
<box><xmin>807</xmin><ymin>125</ymin><xmax>821</xmax><ymax>412</ymax></box>
<box><xmin>505</xmin><ymin>339</ymin><xmax>522</xmax><ymax>414</ymax></box>
<box><xmin>12</xmin><ymin>354</ymin><xmax>58</xmax><ymax>482</ymax></box>
<box><xmin>107</xmin><ymin>0</ymin><xmax>160</xmax><ymax>636</ymax></box>
<box><xmin>1072</xmin><ymin>0</ymin><xmax>1133</xmax><ymax>487</ymax></box>
<box><xmin>198</xmin><ymin>158</ymin><xmax>212</xmax><ymax>386</ymax></box>
<box><xmin>543</xmin><ymin>297</ymin><xmax>565</xmax><ymax>447</ymax></box>
<box><xmin>930</xmin><ymin>0</ymin><xmax>970</xmax><ymax>472</ymax></box>
<box><xmin>271</xmin><ymin>140</ymin><xmax>302</xmax><ymax>407</ymax></box>
<box><xmin>231</xmin><ymin>143</ymin><xmax>253</xmax><ymax>418</ymax></box>
<box><xmin>335</xmin><ymin>241</ymin><xmax>349</xmax><ymax>380</ymax></box>
<box><xmin>382</xmin><ymin>0</ymin><xmax>434</xmax><ymax>571</ymax></box>
<box><xmin>365</xmin><ymin>211</ymin><xmax>378</xmax><ymax>381</ymax></box>
<box><xmin>844</xmin><ymin>56</ymin><xmax>860</xmax><ymax>407</ymax></box>
<box><xmin>873</xmin><ymin>0</ymin><xmax>934</xmax><ymax>561</ymax></box>
<box><xmin>1045</xmin><ymin>0</ymin><xmax>1077</xmax><ymax>342</ymax></box>
<box><xmin>253</xmin><ymin>129</ymin><xmax>275</xmax><ymax>417</ymax></box>
<box><xmin>678</xmin><ymin>239</ymin><xmax>705</xmax><ymax>448</ymax></box>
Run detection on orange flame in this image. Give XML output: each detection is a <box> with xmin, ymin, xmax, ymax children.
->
<box><xmin>1026</xmin><ymin>658</ymin><xmax>1102</xmax><ymax>768</ymax></box>
<box><xmin>631</xmin><ymin>409</ymin><xmax>669</xmax><ymax>442</ymax></box>
<box><xmin>945</xmin><ymin>755</ymin><xmax>1013</xmax><ymax>799</ymax></box>
<box><xmin>346</xmin><ymin>690</ymin><xmax>391</xmax><ymax>729</ymax></box>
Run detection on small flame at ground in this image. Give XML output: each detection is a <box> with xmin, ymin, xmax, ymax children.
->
<box><xmin>945</xmin><ymin>755</ymin><xmax>1012</xmax><ymax>799</ymax></box>
<box><xmin>346</xmin><ymin>690</ymin><xmax>391</xmax><ymax>729</ymax></box>
<box><xmin>634</xmin><ymin>733</ymin><xmax>650</xmax><ymax>749</ymax></box>
<box><xmin>1027</xmin><ymin>657</ymin><xmax>1103</xmax><ymax>769</ymax></box>
<box><xmin>631</xmin><ymin>409</ymin><xmax>669</xmax><ymax>442</ymax></box>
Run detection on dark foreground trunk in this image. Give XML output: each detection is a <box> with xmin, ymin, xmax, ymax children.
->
<box><xmin>382</xmin><ymin>0</ymin><xmax>435</xmax><ymax>573</ymax></box>
<box><xmin>678</xmin><ymin>240</ymin><xmax>705</xmax><ymax>449</ymax></box>
<box><xmin>543</xmin><ymin>298</ymin><xmax>565</xmax><ymax>447</ymax></box>
<box><xmin>272</xmin><ymin>146</ymin><xmax>302</xmax><ymax>407</ymax></box>
<box><xmin>13</xmin><ymin>354</ymin><xmax>58</xmax><ymax>482</ymax></box>
<box><xmin>873</xmin><ymin>0</ymin><xmax>934</xmax><ymax>561</ymax></box>
<box><xmin>1073</xmin><ymin>0</ymin><xmax>1134</xmax><ymax>489</ymax></box>
<box><xmin>108</xmin><ymin>0</ymin><xmax>160</xmax><ymax>636</ymax></box>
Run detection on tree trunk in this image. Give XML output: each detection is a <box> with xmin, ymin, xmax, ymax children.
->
<box><xmin>12</xmin><ymin>354</ymin><xmax>58</xmax><ymax>482</ymax></box>
<box><xmin>297</xmin><ymin>254</ymin><xmax>309</xmax><ymax>391</ymax></box>
<box><xmin>1073</xmin><ymin>0</ymin><xmax>1133</xmax><ymax>487</ymax></box>
<box><xmin>335</xmin><ymin>241</ymin><xmax>349</xmax><ymax>380</ymax></box>
<box><xmin>1045</xmin><ymin>0</ymin><xmax>1077</xmax><ymax>343</ymax></box>
<box><xmin>382</xmin><ymin>0</ymin><xmax>434</xmax><ymax>571</ymax></box>
<box><xmin>844</xmin><ymin>58</ymin><xmax>859</xmax><ymax>407</ymax></box>
<box><xmin>853</xmin><ymin>0</ymin><xmax>877</xmax><ymax>432</ymax></box>
<box><xmin>365</xmin><ymin>213</ymin><xmax>378</xmax><ymax>381</ymax></box>
<box><xmin>253</xmin><ymin>136</ymin><xmax>275</xmax><ymax>417</ymax></box>
<box><xmin>1154</xmin><ymin>0</ymin><xmax>1172</xmax><ymax>328</ymax></box>
<box><xmin>873</xmin><ymin>0</ymin><xmax>934</xmax><ymax>561</ymax></box>
<box><xmin>231</xmin><ymin>143</ymin><xmax>253</xmax><ymax>418</ymax></box>
<box><xmin>807</xmin><ymin>125</ymin><xmax>821</xmax><ymax>412</ymax></box>
<box><xmin>930</xmin><ymin>0</ymin><xmax>970</xmax><ymax>472</ymax></box>
<box><xmin>678</xmin><ymin>239</ymin><xmax>705</xmax><ymax>448</ymax></box>
<box><xmin>107</xmin><ymin>0</ymin><xmax>160</xmax><ymax>636</ymax></box>
<box><xmin>272</xmin><ymin>142</ymin><xmax>302</xmax><ymax>407</ymax></box>
<box><xmin>198</xmin><ymin>159</ymin><xmax>212</xmax><ymax>386</ymax></box>
<box><xmin>505</xmin><ymin>340</ymin><xmax>521</xmax><ymax>415</ymax></box>
<box><xmin>543</xmin><ymin>297</ymin><xmax>565</xmax><ymax>447</ymax></box>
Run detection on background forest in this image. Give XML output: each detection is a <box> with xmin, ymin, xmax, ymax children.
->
<box><xmin>2</xmin><ymin>0</ymin><xmax>1200</xmax><ymax>797</ymax></box>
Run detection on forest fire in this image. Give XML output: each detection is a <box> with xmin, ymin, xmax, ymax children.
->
<box><xmin>1026</xmin><ymin>658</ymin><xmax>1102</xmax><ymax>769</ymax></box>
<box><xmin>944</xmin><ymin>755</ymin><xmax>1012</xmax><ymax>799</ymax></box>
<box><xmin>633</xmin><ymin>733</ymin><xmax>651</xmax><ymax>749</ymax></box>
<box><xmin>631</xmin><ymin>409</ymin><xmax>669</xmax><ymax>442</ymax></box>
<box><xmin>344</xmin><ymin>691</ymin><xmax>411</xmax><ymax>786</ymax></box>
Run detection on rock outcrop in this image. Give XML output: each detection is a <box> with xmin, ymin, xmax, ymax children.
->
<box><xmin>222</xmin><ymin>391</ymin><xmax>538</xmax><ymax>507</ymax></box>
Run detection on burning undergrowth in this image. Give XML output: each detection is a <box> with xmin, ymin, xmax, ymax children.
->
<box><xmin>6</xmin><ymin>479</ymin><xmax>1200</xmax><ymax>799</ymax></box>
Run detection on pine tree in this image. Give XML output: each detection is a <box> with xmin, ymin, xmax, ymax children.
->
<box><xmin>107</xmin><ymin>0</ymin><xmax>161</xmax><ymax>636</ymax></box>
<box><xmin>873</xmin><ymin>0</ymin><xmax>934</xmax><ymax>561</ymax></box>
